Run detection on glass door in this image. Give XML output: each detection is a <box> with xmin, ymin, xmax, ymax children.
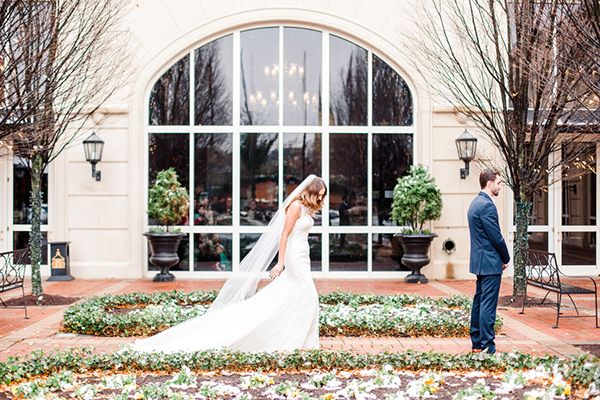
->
<box><xmin>9</xmin><ymin>156</ymin><xmax>50</xmax><ymax>265</ymax></box>
<box><xmin>557</xmin><ymin>142</ymin><xmax>598</xmax><ymax>275</ymax></box>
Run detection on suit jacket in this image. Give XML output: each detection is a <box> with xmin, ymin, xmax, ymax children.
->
<box><xmin>467</xmin><ymin>192</ymin><xmax>511</xmax><ymax>275</ymax></box>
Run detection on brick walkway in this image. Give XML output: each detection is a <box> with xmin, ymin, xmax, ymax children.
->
<box><xmin>1</xmin><ymin>278</ymin><xmax>598</xmax><ymax>361</ymax></box>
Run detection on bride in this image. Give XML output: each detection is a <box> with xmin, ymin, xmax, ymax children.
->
<box><xmin>131</xmin><ymin>175</ymin><xmax>327</xmax><ymax>353</ymax></box>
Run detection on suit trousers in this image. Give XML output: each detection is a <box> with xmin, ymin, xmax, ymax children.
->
<box><xmin>470</xmin><ymin>274</ymin><xmax>502</xmax><ymax>354</ymax></box>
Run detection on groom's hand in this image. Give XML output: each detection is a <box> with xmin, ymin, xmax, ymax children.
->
<box><xmin>502</xmin><ymin>263</ymin><xmax>509</xmax><ymax>271</ymax></box>
<box><xmin>269</xmin><ymin>263</ymin><xmax>284</xmax><ymax>279</ymax></box>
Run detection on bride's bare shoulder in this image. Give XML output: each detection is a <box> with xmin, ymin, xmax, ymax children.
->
<box><xmin>286</xmin><ymin>200</ymin><xmax>303</xmax><ymax>216</ymax></box>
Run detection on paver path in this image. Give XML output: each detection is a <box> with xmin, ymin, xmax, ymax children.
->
<box><xmin>1</xmin><ymin>278</ymin><xmax>598</xmax><ymax>360</ymax></box>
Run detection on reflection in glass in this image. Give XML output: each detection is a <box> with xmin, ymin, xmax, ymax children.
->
<box><xmin>148</xmin><ymin>234</ymin><xmax>189</xmax><ymax>271</ymax></box>
<box><xmin>283</xmin><ymin>133</ymin><xmax>322</xmax><ymax>224</ymax></box>
<box><xmin>13</xmin><ymin>158</ymin><xmax>48</xmax><ymax>224</ymax></box>
<box><xmin>240</xmin><ymin>133</ymin><xmax>278</xmax><ymax>225</ymax></box>
<box><xmin>562</xmin><ymin>143</ymin><xmax>596</xmax><ymax>226</ymax></box>
<box><xmin>329</xmin><ymin>233</ymin><xmax>367</xmax><ymax>271</ymax></box>
<box><xmin>562</xmin><ymin>232</ymin><xmax>596</xmax><ymax>265</ymax></box>
<box><xmin>330</xmin><ymin>134</ymin><xmax>367</xmax><ymax>225</ymax></box>
<box><xmin>308</xmin><ymin>234</ymin><xmax>322</xmax><ymax>271</ymax></box>
<box><xmin>194</xmin><ymin>133</ymin><xmax>232</xmax><ymax>226</ymax></box>
<box><xmin>194</xmin><ymin>233</ymin><xmax>232</xmax><ymax>271</ymax></box>
<box><xmin>283</xmin><ymin>133</ymin><xmax>321</xmax><ymax>194</ymax></box>
<box><xmin>195</xmin><ymin>35</ymin><xmax>233</xmax><ymax>125</ymax></box>
<box><xmin>283</xmin><ymin>28</ymin><xmax>321</xmax><ymax>126</ymax></box>
<box><xmin>528</xmin><ymin>232</ymin><xmax>548</xmax><ymax>252</ymax></box>
<box><xmin>13</xmin><ymin>232</ymin><xmax>48</xmax><ymax>264</ymax></box>
<box><xmin>240</xmin><ymin>233</ymin><xmax>277</xmax><ymax>270</ymax></box>
<box><xmin>372</xmin><ymin>134</ymin><xmax>412</xmax><ymax>225</ymax></box>
<box><xmin>149</xmin><ymin>55</ymin><xmax>189</xmax><ymax>125</ymax></box>
<box><xmin>329</xmin><ymin>35</ymin><xmax>367</xmax><ymax>126</ymax></box>
<box><xmin>241</xmin><ymin>28</ymin><xmax>279</xmax><ymax>125</ymax></box>
<box><xmin>372</xmin><ymin>233</ymin><xmax>409</xmax><ymax>271</ymax></box>
<box><xmin>373</xmin><ymin>54</ymin><xmax>413</xmax><ymax>126</ymax></box>
<box><xmin>148</xmin><ymin>133</ymin><xmax>189</xmax><ymax>225</ymax></box>
<box><xmin>530</xmin><ymin>188</ymin><xmax>548</xmax><ymax>225</ymax></box>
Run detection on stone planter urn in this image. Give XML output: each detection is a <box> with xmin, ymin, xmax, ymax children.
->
<box><xmin>144</xmin><ymin>232</ymin><xmax>185</xmax><ymax>282</ymax></box>
<box><xmin>396</xmin><ymin>233</ymin><xmax>437</xmax><ymax>284</ymax></box>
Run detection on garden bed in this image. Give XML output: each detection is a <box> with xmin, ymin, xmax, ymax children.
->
<box><xmin>0</xmin><ymin>349</ymin><xmax>598</xmax><ymax>399</ymax></box>
<box><xmin>61</xmin><ymin>291</ymin><xmax>501</xmax><ymax>338</ymax></box>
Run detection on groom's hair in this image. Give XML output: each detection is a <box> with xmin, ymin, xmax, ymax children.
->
<box><xmin>479</xmin><ymin>169</ymin><xmax>500</xmax><ymax>189</ymax></box>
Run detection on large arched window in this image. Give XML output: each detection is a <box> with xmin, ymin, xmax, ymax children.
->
<box><xmin>147</xmin><ymin>26</ymin><xmax>414</xmax><ymax>275</ymax></box>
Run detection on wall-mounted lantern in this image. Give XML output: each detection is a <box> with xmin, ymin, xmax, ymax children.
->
<box><xmin>455</xmin><ymin>129</ymin><xmax>477</xmax><ymax>179</ymax></box>
<box><xmin>83</xmin><ymin>132</ymin><xmax>104</xmax><ymax>181</ymax></box>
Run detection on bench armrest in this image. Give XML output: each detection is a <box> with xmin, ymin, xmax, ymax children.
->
<box><xmin>558</xmin><ymin>270</ymin><xmax>598</xmax><ymax>293</ymax></box>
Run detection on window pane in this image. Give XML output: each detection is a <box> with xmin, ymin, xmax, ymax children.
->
<box><xmin>373</xmin><ymin>54</ymin><xmax>413</xmax><ymax>126</ymax></box>
<box><xmin>528</xmin><ymin>232</ymin><xmax>548</xmax><ymax>252</ymax></box>
<box><xmin>372</xmin><ymin>134</ymin><xmax>412</xmax><ymax>226</ymax></box>
<box><xmin>372</xmin><ymin>233</ymin><xmax>409</xmax><ymax>271</ymax></box>
<box><xmin>562</xmin><ymin>143</ymin><xmax>596</xmax><ymax>226</ymax></box>
<box><xmin>241</xmin><ymin>28</ymin><xmax>279</xmax><ymax>125</ymax></box>
<box><xmin>13</xmin><ymin>231</ymin><xmax>48</xmax><ymax>265</ymax></box>
<box><xmin>329</xmin><ymin>35</ymin><xmax>367</xmax><ymax>126</ymax></box>
<box><xmin>283</xmin><ymin>28</ymin><xmax>321</xmax><ymax>125</ymax></box>
<box><xmin>195</xmin><ymin>35</ymin><xmax>233</xmax><ymax>125</ymax></box>
<box><xmin>329</xmin><ymin>233</ymin><xmax>367</xmax><ymax>271</ymax></box>
<box><xmin>148</xmin><ymin>234</ymin><xmax>189</xmax><ymax>271</ymax></box>
<box><xmin>240</xmin><ymin>132</ymin><xmax>278</xmax><ymax>225</ymax></box>
<box><xmin>283</xmin><ymin>132</ymin><xmax>322</xmax><ymax>225</ymax></box>
<box><xmin>309</xmin><ymin>233</ymin><xmax>322</xmax><ymax>271</ymax></box>
<box><xmin>13</xmin><ymin>157</ymin><xmax>48</xmax><ymax>225</ymax></box>
<box><xmin>148</xmin><ymin>133</ymin><xmax>190</xmax><ymax>226</ymax></box>
<box><xmin>194</xmin><ymin>233</ymin><xmax>232</xmax><ymax>271</ymax></box>
<box><xmin>194</xmin><ymin>133</ymin><xmax>232</xmax><ymax>226</ymax></box>
<box><xmin>149</xmin><ymin>55</ymin><xmax>189</xmax><ymax>125</ymax></box>
<box><xmin>562</xmin><ymin>232</ymin><xmax>596</xmax><ymax>265</ymax></box>
<box><xmin>330</xmin><ymin>134</ymin><xmax>367</xmax><ymax>226</ymax></box>
<box><xmin>530</xmin><ymin>188</ymin><xmax>548</xmax><ymax>225</ymax></box>
<box><xmin>240</xmin><ymin>233</ymin><xmax>277</xmax><ymax>270</ymax></box>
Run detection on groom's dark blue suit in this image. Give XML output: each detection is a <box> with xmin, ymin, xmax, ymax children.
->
<box><xmin>467</xmin><ymin>192</ymin><xmax>510</xmax><ymax>354</ymax></box>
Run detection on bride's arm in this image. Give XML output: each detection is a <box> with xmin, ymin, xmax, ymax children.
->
<box><xmin>269</xmin><ymin>201</ymin><xmax>301</xmax><ymax>279</ymax></box>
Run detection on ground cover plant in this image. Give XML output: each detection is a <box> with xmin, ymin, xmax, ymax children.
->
<box><xmin>0</xmin><ymin>349</ymin><xmax>598</xmax><ymax>399</ymax></box>
<box><xmin>61</xmin><ymin>291</ymin><xmax>501</xmax><ymax>338</ymax></box>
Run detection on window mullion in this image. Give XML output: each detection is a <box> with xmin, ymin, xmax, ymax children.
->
<box><xmin>232</xmin><ymin>30</ymin><xmax>241</xmax><ymax>270</ymax></box>
<box><xmin>278</xmin><ymin>26</ymin><xmax>284</xmax><ymax>207</ymax></box>
<box><xmin>322</xmin><ymin>31</ymin><xmax>330</xmax><ymax>273</ymax></box>
<box><xmin>188</xmin><ymin>50</ymin><xmax>195</xmax><ymax>272</ymax></box>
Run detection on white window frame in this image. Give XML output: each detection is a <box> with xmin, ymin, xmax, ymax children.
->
<box><xmin>144</xmin><ymin>25</ymin><xmax>417</xmax><ymax>278</ymax></box>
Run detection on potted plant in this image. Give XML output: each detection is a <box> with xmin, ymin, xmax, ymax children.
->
<box><xmin>391</xmin><ymin>165</ymin><xmax>443</xmax><ymax>283</ymax></box>
<box><xmin>145</xmin><ymin>168</ymin><xmax>189</xmax><ymax>282</ymax></box>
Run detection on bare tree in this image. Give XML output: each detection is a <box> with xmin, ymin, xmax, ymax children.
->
<box><xmin>0</xmin><ymin>0</ymin><xmax>129</xmax><ymax>296</ymax></box>
<box><xmin>411</xmin><ymin>0</ymin><xmax>596</xmax><ymax>298</ymax></box>
<box><xmin>564</xmin><ymin>1</ymin><xmax>600</xmax><ymax>104</ymax></box>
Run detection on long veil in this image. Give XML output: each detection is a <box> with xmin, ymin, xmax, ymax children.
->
<box><xmin>208</xmin><ymin>174</ymin><xmax>317</xmax><ymax>312</ymax></box>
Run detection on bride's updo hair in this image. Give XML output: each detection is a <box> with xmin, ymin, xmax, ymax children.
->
<box><xmin>287</xmin><ymin>176</ymin><xmax>327</xmax><ymax>215</ymax></box>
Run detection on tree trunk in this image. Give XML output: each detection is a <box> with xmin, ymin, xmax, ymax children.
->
<box><xmin>29</xmin><ymin>153</ymin><xmax>44</xmax><ymax>296</ymax></box>
<box><xmin>512</xmin><ymin>198</ymin><xmax>531</xmax><ymax>298</ymax></box>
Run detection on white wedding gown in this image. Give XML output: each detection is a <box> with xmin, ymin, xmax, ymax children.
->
<box><xmin>131</xmin><ymin>204</ymin><xmax>320</xmax><ymax>353</ymax></box>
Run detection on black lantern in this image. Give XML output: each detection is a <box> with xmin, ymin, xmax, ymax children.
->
<box><xmin>83</xmin><ymin>132</ymin><xmax>104</xmax><ymax>181</ymax></box>
<box><xmin>455</xmin><ymin>129</ymin><xmax>477</xmax><ymax>179</ymax></box>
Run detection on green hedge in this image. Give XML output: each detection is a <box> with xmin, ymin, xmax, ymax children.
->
<box><xmin>61</xmin><ymin>291</ymin><xmax>500</xmax><ymax>338</ymax></box>
<box><xmin>0</xmin><ymin>348</ymin><xmax>598</xmax><ymax>389</ymax></box>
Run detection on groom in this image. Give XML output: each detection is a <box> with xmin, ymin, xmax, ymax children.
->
<box><xmin>467</xmin><ymin>169</ymin><xmax>510</xmax><ymax>354</ymax></box>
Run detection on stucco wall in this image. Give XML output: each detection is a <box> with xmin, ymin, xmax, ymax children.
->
<box><xmin>46</xmin><ymin>0</ymin><xmax>511</xmax><ymax>279</ymax></box>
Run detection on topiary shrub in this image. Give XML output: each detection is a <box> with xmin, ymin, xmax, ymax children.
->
<box><xmin>147</xmin><ymin>168</ymin><xmax>189</xmax><ymax>232</ymax></box>
<box><xmin>391</xmin><ymin>165</ymin><xmax>442</xmax><ymax>234</ymax></box>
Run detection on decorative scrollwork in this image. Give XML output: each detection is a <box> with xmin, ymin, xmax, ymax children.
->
<box><xmin>0</xmin><ymin>249</ymin><xmax>28</xmax><ymax>292</ymax></box>
<box><xmin>525</xmin><ymin>249</ymin><xmax>561</xmax><ymax>290</ymax></box>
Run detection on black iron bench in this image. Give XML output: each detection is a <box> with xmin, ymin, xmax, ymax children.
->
<box><xmin>520</xmin><ymin>249</ymin><xmax>598</xmax><ymax>328</ymax></box>
<box><xmin>0</xmin><ymin>249</ymin><xmax>29</xmax><ymax>319</ymax></box>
